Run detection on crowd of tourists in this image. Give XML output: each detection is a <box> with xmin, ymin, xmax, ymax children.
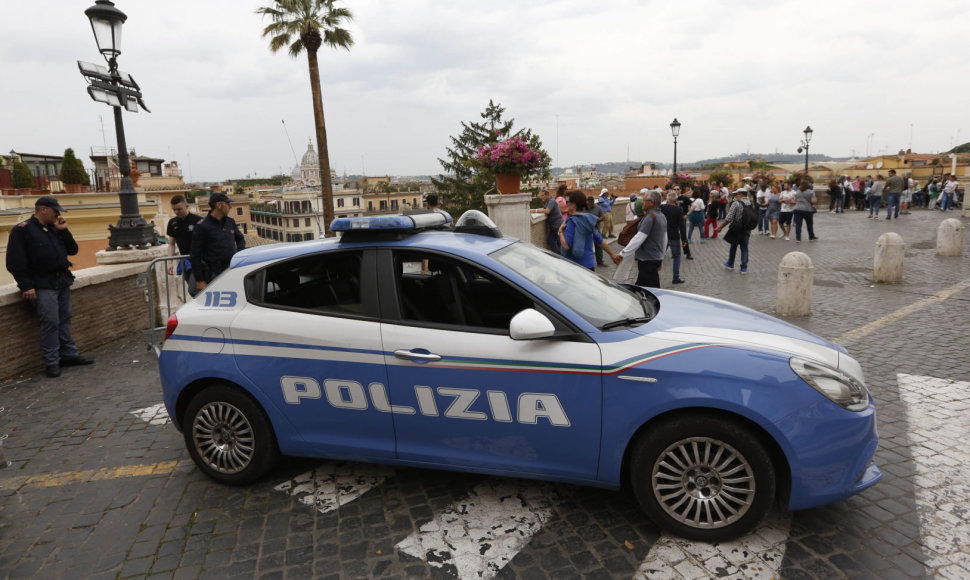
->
<box><xmin>532</xmin><ymin>172</ymin><xmax>962</xmax><ymax>288</ymax></box>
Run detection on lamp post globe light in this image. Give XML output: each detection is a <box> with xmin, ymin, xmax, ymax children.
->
<box><xmin>80</xmin><ymin>0</ymin><xmax>157</xmax><ymax>250</ymax></box>
<box><xmin>670</xmin><ymin>118</ymin><xmax>681</xmax><ymax>175</ymax></box>
<box><xmin>797</xmin><ymin>125</ymin><xmax>813</xmax><ymax>177</ymax></box>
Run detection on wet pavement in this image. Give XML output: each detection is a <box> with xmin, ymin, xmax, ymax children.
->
<box><xmin>1</xmin><ymin>207</ymin><xmax>968</xmax><ymax>579</ymax></box>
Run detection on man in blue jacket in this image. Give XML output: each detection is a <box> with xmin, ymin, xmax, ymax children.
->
<box><xmin>190</xmin><ymin>193</ymin><xmax>246</xmax><ymax>293</ymax></box>
<box><xmin>6</xmin><ymin>196</ymin><xmax>94</xmax><ymax>377</ymax></box>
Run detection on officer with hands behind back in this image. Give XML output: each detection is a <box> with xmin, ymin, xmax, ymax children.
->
<box><xmin>190</xmin><ymin>193</ymin><xmax>246</xmax><ymax>293</ymax></box>
<box><xmin>5</xmin><ymin>196</ymin><xmax>94</xmax><ymax>378</ymax></box>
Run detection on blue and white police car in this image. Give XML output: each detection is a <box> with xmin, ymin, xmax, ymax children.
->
<box><xmin>158</xmin><ymin>210</ymin><xmax>880</xmax><ymax>541</ymax></box>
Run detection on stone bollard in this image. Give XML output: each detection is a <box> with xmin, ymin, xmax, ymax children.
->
<box><xmin>777</xmin><ymin>252</ymin><xmax>813</xmax><ymax>316</ymax></box>
<box><xmin>874</xmin><ymin>232</ymin><xmax>905</xmax><ymax>283</ymax></box>
<box><xmin>936</xmin><ymin>218</ymin><xmax>964</xmax><ymax>257</ymax></box>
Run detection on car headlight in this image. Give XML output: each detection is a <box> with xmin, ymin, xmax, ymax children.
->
<box><xmin>790</xmin><ymin>357</ymin><xmax>869</xmax><ymax>412</ymax></box>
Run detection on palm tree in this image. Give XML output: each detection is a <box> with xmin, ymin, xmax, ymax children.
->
<box><xmin>257</xmin><ymin>0</ymin><xmax>353</xmax><ymax>236</ymax></box>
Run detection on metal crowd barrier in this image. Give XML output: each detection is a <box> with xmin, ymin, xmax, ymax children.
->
<box><xmin>144</xmin><ymin>255</ymin><xmax>194</xmax><ymax>356</ymax></box>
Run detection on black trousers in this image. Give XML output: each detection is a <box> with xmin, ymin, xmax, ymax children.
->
<box><xmin>635</xmin><ymin>259</ymin><xmax>662</xmax><ymax>288</ymax></box>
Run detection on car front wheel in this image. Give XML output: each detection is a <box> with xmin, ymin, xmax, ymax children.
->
<box><xmin>183</xmin><ymin>384</ymin><xmax>279</xmax><ymax>485</ymax></box>
<box><xmin>630</xmin><ymin>415</ymin><xmax>776</xmax><ymax>542</ymax></box>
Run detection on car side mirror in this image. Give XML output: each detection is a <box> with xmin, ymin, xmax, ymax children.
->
<box><xmin>509</xmin><ymin>308</ymin><xmax>556</xmax><ymax>340</ymax></box>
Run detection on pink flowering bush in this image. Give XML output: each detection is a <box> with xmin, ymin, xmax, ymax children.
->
<box><xmin>750</xmin><ymin>170</ymin><xmax>776</xmax><ymax>186</ymax></box>
<box><xmin>475</xmin><ymin>136</ymin><xmax>551</xmax><ymax>178</ymax></box>
<box><xmin>667</xmin><ymin>173</ymin><xmax>696</xmax><ymax>191</ymax></box>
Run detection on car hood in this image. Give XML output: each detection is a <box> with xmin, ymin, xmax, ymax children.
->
<box><xmin>631</xmin><ymin>289</ymin><xmax>848</xmax><ymax>372</ymax></box>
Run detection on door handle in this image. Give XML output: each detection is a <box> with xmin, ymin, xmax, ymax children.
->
<box><xmin>394</xmin><ymin>349</ymin><xmax>442</xmax><ymax>363</ymax></box>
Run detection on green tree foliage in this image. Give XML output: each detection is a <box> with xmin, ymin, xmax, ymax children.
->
<box><xmin>12</xmin><ymin>161</ymin><xmax>35</xmax><ymax>188</ymax></box>
<box><xmin>257</xmin><ymin>0</ymin><xmax>354</xmax><ymax>237</ymax></box>
<box><xmin>947</xmin><ymin>142</ymin><xmax>970</xmax><ymax>154</ymax></box>
<box><xmin>58</xmin><ymin>148</ymin><xmax>90</xmax><ymax>186</ymax></box>
<box><xmin>706</xmin><ymin>168</ymin><xmax>735</xmax><ymax>189</ymax></box>
<box><xmin>431</xmin><ymin>100</ymin><xmax>549</xmax><ymax>216</ymax></box>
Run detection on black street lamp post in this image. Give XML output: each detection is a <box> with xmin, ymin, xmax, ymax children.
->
<box><xmin>797</xmin><ymin>125</ymin><xmax>813</xmax><ymax>177</ymax></box>
<box><xmin>79</xmin><ymin>0</ymin><xmax>157</xmax><ymax>250</ymax></box>
<box><xmin>670</xmin><ymin>118</ymin><xmax>681</xmax><ymax>175</ymax></box>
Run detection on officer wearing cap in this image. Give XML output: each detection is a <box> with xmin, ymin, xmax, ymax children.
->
<box><xmin>190</xmin><ymin>193</ymin><xmax>246</xmax><ymax>292</ymax></box>
<box><xmin>6</xmin><ymin>196</ymin><xmax>94</xmax><ymax>377</ymax></box>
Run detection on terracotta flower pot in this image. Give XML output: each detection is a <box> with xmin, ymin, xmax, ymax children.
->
<box><xmin>495</xmin><ymin>173</ymin><xmax>521</xmax><ymax>194</ymax></box>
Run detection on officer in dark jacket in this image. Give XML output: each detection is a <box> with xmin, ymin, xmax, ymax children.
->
<box><xmin>190</xmin><ymin>193</ymin><xmax>246</xmax><ymax>293</ymax></box>
<box><xmin>166</xmin><ymin>194</ymin><xmax>203</xmax><ymax>296</ymax></box>
<box><xmin>6</xmin><ymin>196</ymin><xmax>94</xmax><ymax>377</ymax></box>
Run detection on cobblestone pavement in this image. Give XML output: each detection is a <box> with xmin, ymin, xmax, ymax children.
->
<box><xmin>1</xmin><ymin>208</ymin><xmax>968</xmax><ymax>579</ymax></box>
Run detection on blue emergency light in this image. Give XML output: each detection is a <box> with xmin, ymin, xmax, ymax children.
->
<box><xmin>330</xmin><ymin>212</ymin><xmax>451</xmax><ymax>233</ymax></box>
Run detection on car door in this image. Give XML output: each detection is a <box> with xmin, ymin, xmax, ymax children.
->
<box><xmin>378</xmin><ymin>248</ymin><xmax>604</xmax><ymax>481</ymax></box>
<box><xmin>231</xmin><ymin>249</ymin><xmax>396</xmax><ymax>460</ymax></box>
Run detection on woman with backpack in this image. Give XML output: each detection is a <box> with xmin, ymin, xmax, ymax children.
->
<box><xmin>793</xmin><ymin>180</ymin><xmax>819</xmax><ymax>242</ymax></box>
<box><xmin>714</xmin><ymin>189</ymin><xmax>755</xmax><ymax>274</ymax></box>
<box><xmin>559</xmin><ymin>190</ymin><xmax>620</xmax><ymax>271</ymax></box>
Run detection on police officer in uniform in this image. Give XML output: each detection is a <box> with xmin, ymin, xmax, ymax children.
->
<box><xmin>166</xmin><ymin>194</ymin><xmax>203</xmax><ymax>296</ymax></box>
<box><xmin>6</xmin><ymin>196</ymin><xmax>94</xmax><ymax>377</ymax></box>
<box><xmin>190</xmin><ymin>193</ymin><xmax>246</xmax><ymax>293</ymax></box>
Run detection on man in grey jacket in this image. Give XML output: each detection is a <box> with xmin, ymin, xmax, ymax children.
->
<box><xmin>617</xmin><ymin>189</ymin><xmax>667</xmax><ymax>288</ymax></box>
<box><xmin>884</xmin><ymin>169</ymin><xmax>905</xmax><ymax>220</ymax></box>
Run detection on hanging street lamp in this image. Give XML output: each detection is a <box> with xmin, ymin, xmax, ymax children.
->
<box><xmin>79</xmin><ymin>0</ymin><xmax>157</xmax><ymax>250</ymax></box>
<box><xmin>797</xmin><ymin>125</ymin><xmax>813</xmax><ymax>178</ymax></box>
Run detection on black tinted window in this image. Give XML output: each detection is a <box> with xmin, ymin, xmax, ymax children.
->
<box><xmin>393</xmin><ymin>251</ymin><xmax>533</xmax><ymax>330</ymax></box>
<box><xmin>261</xmin><ymin>252</ymin><xmax>362</xmax><ymax>315</ymax></box>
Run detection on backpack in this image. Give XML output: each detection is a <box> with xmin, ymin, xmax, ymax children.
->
<box><xmin>617</xmin><ymin>217</ymin><xmax>641</xmax><ymax>246</ymax></box>
<box><xmin>737</xmin><ymin>201</ymin><xmax>758</xmax><ymax>231</ymax></box>
<box><xmin>617</xmin><ymin>212</ymin><xmax>656</xmax><ymax>246</ymax></box>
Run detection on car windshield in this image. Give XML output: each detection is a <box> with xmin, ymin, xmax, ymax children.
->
<box><xmin>491</xmin><ymin>242</ymin><xmax>648</xmax><ymax>329</ymax></box>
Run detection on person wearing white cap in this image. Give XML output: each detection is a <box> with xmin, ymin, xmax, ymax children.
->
<box><xmin>597</xmin><ymin>188</ymin><xmax>615</xmax><ymax>239</ymax></box>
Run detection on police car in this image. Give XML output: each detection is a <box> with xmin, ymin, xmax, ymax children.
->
<box><xmin>158</xmin><ymin>210</ymin><xmax>880</xmax><ymax>541</ymax></box>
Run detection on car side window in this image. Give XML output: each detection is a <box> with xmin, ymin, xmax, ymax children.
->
<box><xmin>393</xmin><ymin>251</ymin><xmax>534</xmax><ymax>331</ymax></box>
<box><xmin>260</xmin><ymin>251</ymin><xmax>362</xmax><ymax>315</ymax></box>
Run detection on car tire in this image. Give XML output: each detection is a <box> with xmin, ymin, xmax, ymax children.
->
<box><xmin>630</xmin><ymin>415</ymin><xmax>776</xmax><ymax>542</ymax></box>
<box><xmin>183</xmin><ymin>383</ymin><xmax>279</xmax><ymax>485</ymax></box>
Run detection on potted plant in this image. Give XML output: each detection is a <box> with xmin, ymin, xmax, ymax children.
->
<box><xmin>475</xmin><ymin>135</ymin><xmax>551</xmax><ymax>194</ymax></box>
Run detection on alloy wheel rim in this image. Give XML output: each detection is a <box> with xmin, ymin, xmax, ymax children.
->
<box><xmin>652</xmin><ymin>437</ymin><xmax>755</xmax><ymax>529</ymax></box>
<box><xmin>192</xmin><ymin>402</ymin><xmax>255</xmax><ymax>474</ymax></box>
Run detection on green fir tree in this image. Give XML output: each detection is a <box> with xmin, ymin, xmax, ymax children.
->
<box><xmin>59</xmin><ymin>148</ymin><xmax>90</xmax><ymax>186</ymax></box>
<box><xmin>12</xmin><ymin>161</ymin><xmax>35</xmax><ymax>189</ymax></box>
<box><xmin>432</xmin><ymin>100</ymin><xmax>548</xmax><ymax>216</ymax></box>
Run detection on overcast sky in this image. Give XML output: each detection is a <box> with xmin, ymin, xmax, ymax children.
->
<box><xmin>2</xmin><ymin>0</ymin><xmax>968</xmax><ymax>182</ymax></box>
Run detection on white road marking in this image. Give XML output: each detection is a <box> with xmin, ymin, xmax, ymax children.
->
<box><xmin>896</xmin><ymin>373</ymin><xmax>970</xmax><ymax>578</ymax></box>
<box><xmin>130</xmin><ymin>403</ymin><xmax>171</xmax><ymax>426</ymax></box>
<box><xmin>396</xmin><ymin>480</ymin><xmax>557</xmax><ymax>579</ymax></box>
<box><xmin>274</xmin><ymin>462</ymin><xmax>393</xmax><ymax>514</ymax></box>
<box><xmin>634</xmin><ymin>516</ymin><xmax>790</xmax><ymax>580</ymax></box>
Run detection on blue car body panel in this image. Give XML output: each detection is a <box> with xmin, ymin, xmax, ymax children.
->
<box><xmin>160</xmin><ymin>225</ymin><xmax>881</xmax><ymax>512</ymax></box>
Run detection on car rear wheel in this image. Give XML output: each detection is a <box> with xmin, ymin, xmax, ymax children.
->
<box><xmin>630</xmin><ymin>415</ymin><xmax>775</xmax><ymax>542</ymax></box>
<box><xmin>183</xmin><ymin>384</ymin><xmax>279</xmax><ymax>485</ymax></box>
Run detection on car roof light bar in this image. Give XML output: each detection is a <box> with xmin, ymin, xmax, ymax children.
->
<box><xmin>330</xmin><ymin>212</ymin><xmax>451</xmax><ymax>233</ymax></box>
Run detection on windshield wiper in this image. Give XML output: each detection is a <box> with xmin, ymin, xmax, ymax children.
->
<box><xmin>601</xmin><ymin>316</ymin><xmax>652</xmax><ymax>330</ymax></box>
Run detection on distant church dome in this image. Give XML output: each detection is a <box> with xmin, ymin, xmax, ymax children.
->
<box><xmin>301</xmin><ymin>142</ymin><xmax>319</xmax><ymax>169</ymax></box>
<box><xmin>289</xmin><ymin>140</ymin><xmax>320</xmax><ymax>187</ymax></box>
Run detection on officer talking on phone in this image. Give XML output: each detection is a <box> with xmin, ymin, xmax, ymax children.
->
<box><xmin>6</xmin><ymin>196</ymin><xmax>95</xmax><ymax>377</ymax></box>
